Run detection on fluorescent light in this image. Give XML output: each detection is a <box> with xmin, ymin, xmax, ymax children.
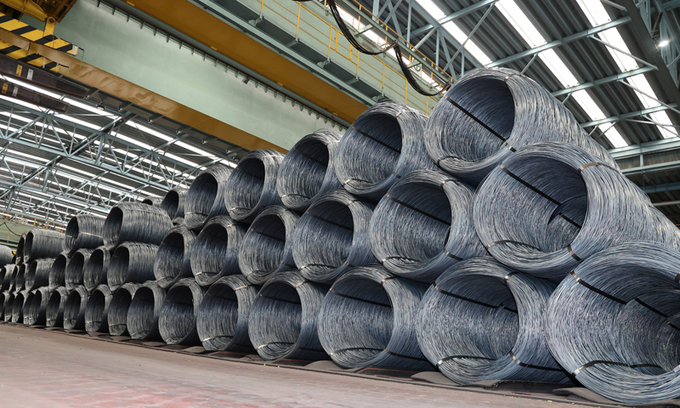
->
<box><xmin>497</xmin><ymin>0</ymin><xmax>546</xmax><ymax>48</ymax></box>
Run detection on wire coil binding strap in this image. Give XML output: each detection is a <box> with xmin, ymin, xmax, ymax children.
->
<box><xmin>49</xmin><ymin>253</ymin><xmax>69</xmax><ymax>291</ymax></box>
<box><xmin>64</xmin><ymin>214</ymin><xmax>105</xmax><ymax>255</ymax></box>
<box><xmin>248</xmin><ymin>270</ymin><xmax>329</xmax><ymax>361</ymax></box>
<box><xmin>184</xmin><ymin>164</ymin><xmax>233</xmax><ymax>230</ymax></box>
<box><xmin>225</xmin><ymin>149</ymin><xmax>285</xmax><ymax>223</ymax></box>
<box><xmin>546</xmin><ymin>242</ymin><xmax>680</xmax><ymax>404</ymax></box>
<box><xmin>45</xmin><ymin>286</ymin><xmax>68</xmax><ymax>327</ymax></box>
<box><xmin>154</xmin><ymin>225</ymin><xmax>196</xmax><ymax>289</ymax></box>
<box><xmin>107</xmin><ymin>242</ymin><xmax>158</xmax><ymax>291</ymax></box>
<box><xmin>25</xmin><ymin>287</ymin><xmax>49</xmax><ymax>326</ymax></box>
<box><xmin>196</xmin><ymin>274</ymin><xmax>259</xmax><ymax>352</ymax></box>
<box><xmin>24</xmin><ymin>229</ymin><xmax>64</xmax><ymax>262</ymax></box>
<box><xmin>83</xmin><ymin>246</ymin><xmax>111</xmax><ymax>292</ymax></box>
<box><xmin>127</xmin><ymin>280</ymin><xmax>166</xmax><ymax>341</ymax></box>
<box><xmin>239</xmin><ymin>205</ymin><xmax>300</xmax><ymax>285</ymax></box>
<box><xmin>190</xmin><ymin>215</ymin><xmax>246</xmax><ymax>287</ymax></box>
<box><xmin>65</xmin><ymin>248</ymin><xmax>94</xmax><ymax>291</ymax></box>
<box><xmin>107</xmin><ymin>282</ymin><xmax>141</xmax><ymax>336</ymax></box>
<box><xmin>85</xmin><ymin>284</ymin><xmax>113</xmax><ymax>334</ymax></box>
<box><xmin>417</xmin><ymin>257</ymin><xmax>568</xmax><ymax>384</ymax></box>
<box><xmin>370</xmin><ymin>169</ymin><xmax>485</xmax><ymax>283</ymax></box>
<box><xmin>334</xmin><ymin>100</ymin><xmax>435</xmax><ymax>202</ymax></box>
<box><xmin>292</xmin><ymin>189</ymin><xmax>377</xmax><ymax>283</ymax></box>
<box><xmin>425</xmin><ymin>68</ymin><xmax>617</xmax><ymax>186</ymax></box>
<box><xmin>63</xmin><ymin>285</ymin><xmax>89</xmax><ymax>330</ymax></box>
<box><xmin>473</xmin><ymin>142</ymin><xmax>680</xmax><ymax>281</ymax></box>
<box><xmin>103</xmin><ymin>202</ymin><xmax>173</xmax><ymax>249</ymax></box>
<box><xmin>318</xmin><ymin>265</ymin><xmax>432</xmax><ymax>370</ymax></box>
<box><xmin>158</xmin><ymin>278</ymin><xmax>205</xmax><ymax>345</ymax></box>
<box><xmin>276</xmin><ymin>130</ymin><xmax>342</xmax><ymax>212</ymax></box>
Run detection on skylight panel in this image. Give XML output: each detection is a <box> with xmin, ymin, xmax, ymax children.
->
<box><xmin>598</xmin><ymin>28</ymin><xmax>639</xmax><ymax>72</ymax></box>
<box><xmin>599</xmin><ymin>125</ymin><xmax>627</xmax><ymax>147</ymax></box>
<box><xmin>627</xmin><ymin>74</ymin><xmax>660</xmax><ymax>108</ymax></box>
<box><xmin>575</xmin><ymin>0</ymin><xmax>611</xmax><ymax>26</ymax></box>
<box><xmin>442</xmin><ymin>22</ymin><xmax>492</xmax><ymax>65</ymax></box>
<box><xmin>496</xmin><ymin>0</ymin><xmax>546</xmax><ymax>48</ymax></box>
<box><xmin>415</xmin><ymin>0</ymin><xmax>446</xmax><ymax>20</ymax></box>
<box><xmin>649</xmin><ymin>111</ymin><xmax>677</xmax><ymax>138</ymax></box>
<box><xmin>538</xmin><ymin>50</ymin><xmax>580</xmax><ymax>87</ymax></box>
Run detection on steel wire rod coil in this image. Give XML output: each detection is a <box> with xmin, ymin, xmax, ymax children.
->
<box><xmin>184</xmin><ymin>164</ymin><xmax>233</xmax><ymax>230</ymax></box>
<box><xmin>158</xmin><ymin>278</ymin><xmax>205</xmax><ymax>345</ymax></box>
<box><xmin>248</xmin><ymin>270</ymin><xmax>329</xmax><ymax>361</ymax></box>
<box><xmin>238</xmin><ymin>205</ymin><xmax>299</xmax><ymax>285</ymax></box>
<box><xmin>64</xmin><ymin>214</ymin><xmax>105</xmax><ymax>255</ymax></box>
<box><xmin>317</xmin><ymin>265</ymin><xmax>432</xmax><ymax>370</ymax></box>
<box><xmin>425</xmin><ymin>67</ymin><xmax>617</xmax><ymax>186</ymax></box>
<box><xmin>49</xmin><ymin>253</ymin><xmax>69</xmax><ymax>291</ymax></box>
<box><xmin>334</xmin><ymin>100</ymin><xmax>434</xmax><ymax>202</ymax></box>
<box><xmin>102</xmin><ymin>202</ymin><xmax>173</xmax><ymax>249</ymax></box>
<box><xmin>127</xmin><ymin>280</ymin><xmax>166</xmax><ymax>340</ymax></box>
<box><xmin>142</xmin><ymin>196</ymin><xmax>162</xmax><ymax>206</ymax></box>
<box><xmin>0</xmin><ymin>290</ymin><xmax>9</xmax><ymax>321</ymax></box>
<box><xmin>24</xmin><ymin>287</ymin><xmax>49</xmax><ymax>326</ymax></box>
<box><xmin>24</xmin><ymin>229</ymin><xmax>64</xmax><ymax>262</ymax></box>
<box><xmin>7</xmin><ymin>264</ymin><xmax>17</xmax><ymax>292</ymax></box>
<box><xmin>63</xmin><ymin>285</ymin><xmax>89</xmax><ymax>330</ymax></box>
<box><xmin>107</xmin><ymin>282</ymin><xmax>140</xmax><ymax>336</ymax></box>
<box><xmin>15</xmin><ymin>232</ymin><xmax>26</xmax><ymax>264</ymax></box>
<box><xmin>546</xmin><ymin>242</ymin><xmax>680</xmax><ymax>404</ymax></box>
<box><xmin>0</xmin><ymin>245</ymin><xmax>12</xmax><ymax>266</ymax></box>
<box><xmin>196</xmin><ymin>274</ymin><xmax>259</xmax><ymax>351</ymax></box>
<box><xmin>276</xmin><ymin>130</ymin><xmax>342</xmax><ymax>212</ymax></box>
<box><xmin>1</xmin><ymin>264</ymin><xmax>15</xmax><ymax>291</ymax></box>
<box><xmin>11</xmin><ymin>289</ymin><xmax>28</xmax><ymax>323</ymax></box>
<box><xmin>473</xmin><ymin>142</ymin><xmax>680</xmax><ymax>280</ymax></box>
<box><xmin>15</xmin><ymin>264</ymin><xmax>25</xmax><ymax>291</ymax></box>
<box><xmin>369</xmin><ymin>169</ymin><xmax>486</xmax><ymax>283</ymax></box>
<box><xmin>417</xmin><ymin>257</ymin><xmax>568</xmax><ymax>384</ymax></box>
<box><xmin>3</xmin><ymin>292</ymin><xmax>13</xmax><ymax>322</ymax></box>
<box><xmin>25</xmin><ymin>258</ymin><xmax>55</xmax><ymax>291</ymax></box>
<box><xmin>83</xmin><ymin>246</ymin><xmax>110</xmax><ymax>292</ymax></box>
<box><xmin>22</xmin><ymin>290</ymin><xmax>35</xmax><ymax>325</ymax></box>
<box><xmin>190</xmin><ymin>215</ymin><xmax>246</xmax><ymax>287</ymax></box>
<box><xmin>161</xmin><ymin>187</ymin><xmax>188</xmax><ymax>224</ymax></box>
<box><xmin>46</xmin><ymin>286</ymin><xmax>68</xmax><ymax>327</ymax></box>
<box><xmin>291</xmin><ymin>189</ymin><xmax>377</xmax><ymax>283</ymax></box>
<box><xmin>107</xmin><ymin>242</ymin><xmax>158</xmax><ymax>291</ymax></box>
<box><xmin>154</xmin><ymin>225</ymin><xmax>196</xmax><ymax>289</ymax></box>
<box><xmin>224</xmin><ymin>149</ymin><xmax>284</xmax><ymax>223</ymax></box>
<box><xmin>65</xmin><ymin>248</ymin><xmax>94</xmax><ymax>292</ymax></box>
<box><xmin>85</xmin><ymin>284</ymin><xmax>113</xmax><ymax>334</ymax></box>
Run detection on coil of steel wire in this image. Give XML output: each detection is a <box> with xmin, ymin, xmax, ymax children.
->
<box><xmin>248</xmin><ymin>270</ymin><xmax>329</xmax><ymax>361</ymax></box>
<box><xmin>11</xmin><ymin>289</ymin><xmax>28</xmax><ymax>323</ymax></box>
<box><xmin>158</xmin><ymin>278</ymin><xmax>205</xmax><ymax>345</ymax></box>
<box><xmin>15</xmin><ymin>232</ymin><xmax>26</xmax><ymax>264</ymax></box>
<box><xmin>291</xmin><ymin>189</ymin><xmax>377</xmax><ymax>283</ymax></box>
<box><xmin>15</xmin><ymin>264</ymin><xmax>25</xmax><ymax>291</ymax></box>
<box><xmin>425</xmin><ymin>68</ymin><xmax>617</xmax><ymax>186</ymax></box>
<box><xmin>196</xmin><ymin>274</ymin><xmax>258</xmax><ymax>352</ymax></box>
<box><xmin>276</xmin><ymin>130</ymin><xmax>342</xmax><ymax>212</ymax></box>
<box><xmin>46</xmin><ymin>286</ymin><xmax>68</xmax><ymax>327</ymax></box>
<box><xmin>25</xmin><ymin>258</ymin><xmax>55</xmax><ymax>291</ymax></box>
<box><xmin>102</xmin><ymin>202</ymin><xmax>173</xmax><ymax>249</ymax></box>
<box><xmin>141</xmin><ymin>196</ymin><xmax>162</xmax><ymax>206</ymax></box>
<box><xmin>473</xmin><ymin>142</ymin><xmax>680</xmax><ymax>280</ymax></box>
<box><xmin>49</xmin><ymin>253</ymin><xmax>69</xmax><ymax>291</ymax></box>
<box><xmin>85</xmin><ymin>284</ymin><xmax>113</xmax><ymax>334</ymax></box>
<box><xmin>7</xmin><ymin>264</ymin><xmax>17</xmax><ymax>292</ymax></box>
<box><xmin>161</xmin><ymin>187</ymin><xmax>188</xmax><ymax>224</ymax></box>
<box><xmin>107</xmin><ymin>242</ymin><xmax>158</xmax><ymax>291</ymax></box>
<box><xmin>417</xmin><ymin>257</ymin><xmax>567</xmax><ymax>384</ymax></box>
<box><xmin>369</xmin><ymin>169</ymin><xmax>485</xmax><ymax>283</ymax></box>
<box><xmin>546</xmin><ymin>242</ymin><xmax>680</xmax><ymax>404</ymax></box>
<box><xmin>63</xmin><ymin>285</ymin><xmax>89</xmax><ymax>330</ymax></box>
<box><xmin>184</xmin><ymin>164</ymin><xmax>233</xmax><ymax>230</ymax></box>
<box><xmin>190</xmin><ymin>215</ymin><xmax>245</xmax><ymax>287</ymax></box>
<box><xmin>154</xmin><ymin>225</ymin><xmax>196</xmax><ymax>289</ymax></box>
<box><xmin>317</xmin><ymin>265</ymin><xmax>432</xmax><ymax>370</ymax></box>
<box><xmin>107</xmin><ymin>282</ymin><xmax>140</xmax><ymax>336</ymax></box>
<box><xmin>225</xmin><ymin>150</ymin><xmax>284</xmax><ymax>223</ymax></box>
<box><xmin>334</xmin><ymin>100</ymin><xmax>434</xmax><ymax>202</ymax></box>
<box><xmin>24</xmin><ymin>229</ymin><xmax>64</xmax><ymax>262</ymax></box>
<box><xmin>64</xmin><ymin>214</ymin><xmax>105</xmax><ymax>254</ymax></box>
<box><xmin>238</xmin><ymin>205</ymin><xmax>299</xmax><ymax>285</ymax></box>
<box><xmin>0</xmin><ymin>245</ymin><xmax>12</xmax><ymax>266</ymax></box>
<box><xmin>1</xmin><ymin>263</ymin><xmax>15</xmax><ymax>291</ymax></box>
<box><xmin>127</xmin><ymin>280</ymin><xmax>166</xmax><ymax>340</ymax></box>
<box><xmin>83</xmin><ymin>246</ymin><xmax>110</xmax><ymax>292</ymax></box>
<box><xmin>3</xmin><ymin>292</ymin><xmax>13</xmax><ymax>322</ymax></box>
<box><xmin>0</xmin><ymin>290</ymin><xmax>9</xmax><ymax>320</ymax></box>
<box><xmin>24</xmin><ymin>287</ymin><xmax>49</xmax><ymax>326</ymax></box>
<box><xmin>65</xmin><ymin>248</ymin><xmax>94</xmax><ymax>292</ymax></box>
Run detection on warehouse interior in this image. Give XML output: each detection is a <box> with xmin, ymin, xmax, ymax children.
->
<box><xmin>0</xmin><ymin>0</ymin><xmax>680</xmax><ymax>406</ymax></box>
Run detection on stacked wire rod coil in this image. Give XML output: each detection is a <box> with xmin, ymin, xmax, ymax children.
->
<box><xmin>49</xmin><ymin>253</ymin><xmax>69</xmax><ymax>291</ymax></box>
<box><xmin>25</xmin><ymin>287</ymin><xmax>50</xmax><ymax>326</ymax></box>
<box><xmin>85</xmin><ymin>284</ymin><xmax>113</xmax><ymax>333</ymax></box>
<box><xmin>102</xmin><ymin>202</ymin><xmax>173</xmax><ymax>249</ymax></box>
<box><xmin>64</xmin><ymin>214</ymin><xmax>104</xmax><ymax>255</ymax></box>
<box><xmin>161</xmin><ymin>187</ymin><xmax>188</xmax><ymax>224</ymax></box>
<box><xmin>45</xmin><ymin>287</ymin><xmax>68</xmax><ymax>328</ymax></box>
<box><xmin>24</xmin><ymin>230</ymin><xmax>64</xmax><ymax>262</ymax></box>
<box><xmin>158</xmin><ymin>278</ymin><xmax>205</xmax><ymax>345</ymax></box>
<box><xmin>107</xmin><ymin>243</ymin><xmax>158</xmax><ymax>290</ymax></box>
<box><xmin>107</xmin><ymin>282</ymin><xmax>140</xmax><ymax>336</ymax></box>
<box><xmin>83</xmin><ymin>246</ymin><xmax>110</xmax><ymax>292</ymax></box>
<box><xmin>184</xmin><ymin>165</ymin><xmax>233</xmax><ymax>230</ymax></box>
<box><xmin>65</xmin><ymin>248</ymin><xmax>93</xmax><ymax>291</ymax></box>
<box><xmin>63</xmin><ymin>286</ymin><xmax>89</xmax><ymax>330</ymax></box>
<box><xmin>153</xmin><ymin>225</ymin><xmax>196</xmax><ymax>289</ymax></box>
<box><xmin>25</xmin><ymin>258</ymin><xmax>54</xmax><ymax>291</ymax></box>
<box><xmin>127</xmin><ymin>281</ymin><xmax>165</xmax><ymax>341</ymax></box>
<box><xmin>190</xmin><ymin>215</ymin><xmax>245</xmax><ymax>287</ymax></box>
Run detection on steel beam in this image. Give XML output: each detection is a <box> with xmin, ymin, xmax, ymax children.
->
<box><xmin>410</xmin><ymin>0</ymin><xmax>497</xmax><ymax>36</ymax></box>
<box><xmin>580</xmin><ymin>103</ymin><xmax>678</xmax><ymax>127</ymax></box>
<box><xmin>552</xmin><ymin>66</ymin><xmax>655</xmax><ymax>96</ymax></box>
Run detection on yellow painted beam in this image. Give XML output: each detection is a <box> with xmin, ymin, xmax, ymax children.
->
<box><xmin>0</xmin><ymin>25</ymin><xmax>286</xmax><ymax>153</ymax></box>
<box><xmin>124</xmin><ymin>0</ymin><xmax>367</xmax><ymax>124</ymax></box>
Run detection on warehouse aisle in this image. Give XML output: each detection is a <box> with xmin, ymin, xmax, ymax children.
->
<box><xmin>0</xmin><ymin>323</ymin><xmax>588</xmax><ymax>408</ymax></box>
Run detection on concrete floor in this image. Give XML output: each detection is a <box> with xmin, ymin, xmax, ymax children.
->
<box><xmin>0</xmin><ymin>324</ymin><xmax>596</xmax><ymax>408</ymax></box>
